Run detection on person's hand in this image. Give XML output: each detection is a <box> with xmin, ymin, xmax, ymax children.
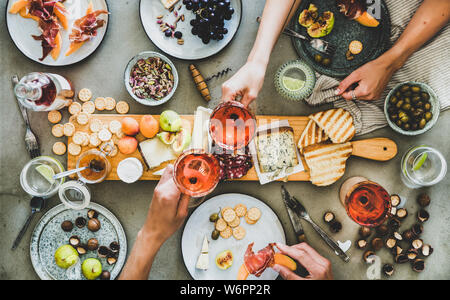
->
<box><xmin>221</xmin><ymin>60</ymin><xmax>267</xmax><ymax>107</ymax></box>
<box><xmin>272</xmin><ymin>243</ymin><xmax>333</xmax><ymax>280</ymax></box>
<box><xmin>141</xmin><ymin>165</ymin><xmax>190</xmax><ymax>245</ymax></box>
<box><xmin>335</xmin><ymin>56</ymin><xmax>397</xmax><ymax>101</ymax></box>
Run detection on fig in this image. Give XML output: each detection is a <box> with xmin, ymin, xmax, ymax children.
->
<box><xmin>215</xmin><ymin>250</ymin><xmax>233</xmax><ymax>270</ymax></box>
<box><xmin>172</xmin><ymin>128</ymin><xmax>192</xmax><ymax>154</ymax></box>
<box><xmin>307</xmin><ymin>11</ymin><xmax>334</xmax><ymax>38</ymax></box>
<box><xmin>157</xmin><ymin>131</ymin><xmax>176</xmax><ymax>145</ymax></box>
<box><xmin>299</xmin><ymin>4</ymin><xmax>318</xmax><ymax>28</ymax></box>
<box><xmin>54</xmin><ymin>245</ymin><xmax>79</xmax><ymax>269</ymax></box>
<box><xmin>81</xmin><ymin>258</ymin><xmax>102</xmax><ymax>280</ymax></box>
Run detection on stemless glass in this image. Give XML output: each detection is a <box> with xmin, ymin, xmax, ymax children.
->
<box><xmin>209</xmin><ymin>101</ymin><xmax>257</xmax><ymax>151</ymax></box>
<box><xmin>173</xmin><ymin>149</ymin><xmax>221</xmax><ymax>207</ymax></box>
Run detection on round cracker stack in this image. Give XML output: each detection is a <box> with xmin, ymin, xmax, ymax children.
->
<box><xmin>82</xmin><ymin>101</ymin><xmax>96</xmax><ymax>114</ymax></box>
<box><xmin>48</xmin><ymin>110</ymin><xmax>62</xmax><ymax>124</ymax></box>
<box><xmin>220</xmin><ymin>226</ymin><xmax>233</xmax><ymax>239</ymax></box>
<box><xmin>246</xmin><ymin>207</ymin><xmax>262</xmax><ymax>223</ymax></box>
<box><xmin>232</xmin><ymin>226</ymin><xmax>246</xmax><ymax>240</ymax></box>
<box><xmin>78</xmin><ymin>88</ymin><xmax>92</xmax><ymax>102</ymax></box>
<box><xmin>228</xmin><ymin>216</ymin><xmax>240</xmax><ymax>228</ymax></box>
<box><xmin>53</xmin><ymin>142</ymin><xmax>66</xmax><ymax>155</ymax></box>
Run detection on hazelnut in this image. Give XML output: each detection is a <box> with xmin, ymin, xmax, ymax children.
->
<box><xmin>87</xmin><ymin>209</ymin><xmax>99</xmax><ymax>219</ymax></box>
<box><xmin>359</xmin><ymin>226</ymin><xmax>372</xmax><ymax>238</ymax></box>
<box><xmin>61</xmin><ymin>220</ymin><xmax>73</xmax><ymax>232</ymax></box>
<box><xmin>371</xmin><ymin>238</ymin><xmax>384</xmax><ymax>251</ymax></box>
<box><xmin>395</xmin><ymin>253</ymin><xmax>409</xmax><ymax>264</ymax></box>
<box><xmin>107</xmin><ymin>256</ymin><xmax>117</xmax><ymax>265</ymax></box>
<box><xmin>396</xmin><ymin>208</ymin><xmax>408</xmax><ymax>220</ymax></box>
<box><xmin>411</xmin><ymin>224</ymin><xmax>423</xmax><ymax>237</ymax></box>
<box><xmin>69</xmin><ymin>236</ymin><xmax>81</xmax><ymax>247</ymax></box>
<box><xmin>392</xmin><ymin>245</ymin><xmax>403</xmax><ymax>256</ymax></box>
<box><xmin>390</xmin><ymin>194</ymin><xmax>401</xmax><ymax>207</ymax></box>
<box><xmin>406</xmin><ymin>249</ymin><xmax>418</xmax><ymax>260</ymax></box>
<box><xmin>385</xmin><ymin>237</ymin><xmax>397</xmax><ymax>249</ymax></box>
<box><xmin>421</xmin><ymin>244</ymin><xmax>433</xmax><ymax>257</ymax></box>
<box><xmin>323</xmin><ymin>212</ymin><xmax>335</xmax><ymax>224</ymax></box>
<box><xmin>356</xmin><ymin>239</ymin><xmax>368</xmax><ymax>249</ymax></box>
<box><xmin>100</xmin><ymin>271</ymin><xmax>111</xmax><ymax>280</ymax></box>
<box><xmin>363</xmin><ymin>250</ymin><xmax>376</xmax><ymax>263</ymax></box>
<box><xmin>393</xmin><ymin>231</ymin><xmax>403</xmax><ymax>241</ymax></box>
<box><xmin>412</xmin><ymin>259</ymin><xmax>425</xmax><ymax>272</ymax></box>
<box><xmin>417</xmin><ymin>193</ymin><xmax>430</xmax><ymax>207</ymax></box>
<box><xmin>412</xmin><ymin>239</ymin><xmax>424</xmax><ymax>250</ymax></box>
<box><xmin>376</xmin><ymin>224</ymin><xmax>389</xmax><ymax>237</ymax></box>
<box><xmin>98</xmin><ymin>246</ymin><xmax>110</xmax><ymax>258</ymax></box>
<box><xmin>417</xmin><ymin>209</ymin><xmax>429</xmax><ymax>223</ymax></box>
<box><xmin>383</xmin><ymin>264</ymin><xmax>394</xmax><ymax>277</ymax></box>
<box><xmin>87</xmin><ymin>218</ymin><xmax>101</xmax><ymax>232</ymax></box>
<box><xmin>76</xmin><ymin>245</ymin><xmax>87</xmax><ymax>255</ymax></box>
<box><xmin>329</xmin><ymin>221</ymin><xmax>342</xmax><ymax>233</ymax></box>
<box><xmin>87</xmin><ymin>238</ymin><xmax>99</xmax><ymax>251</ymax></box>
<box><xmin>75</xmin><ymin>217</ymin><xmax>87</xmax><ymax>228</ymax></box>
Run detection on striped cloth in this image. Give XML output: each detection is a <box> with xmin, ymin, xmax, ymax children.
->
<box><xmin>305</xmin><ymin>0</ymin><xmax>450</xmax><ymax>135</ymax></box>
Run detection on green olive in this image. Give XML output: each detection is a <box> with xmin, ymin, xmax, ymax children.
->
<box><xmin>402</xmin><ymin>103</ymin><xmax>412</xmax><ymax>111</ymax></box>
<box><xmin>421</xmin><ymin>92</ymin><xmax>430</xmax><ymax>101</ymax></box>
<box><xmin>396</xmin><ymin>100</ymin><xmax>404</xmax><ymax>109</ymax></box>
<box><xmin>322</xmin><ymin>58</ymin><xmax>331</xmax><ymax>66</ymax></box>
<box><xmin>411</xmin><ymin>86</ymin><xmax>421</xmax><ymax>93</ymax></box>
<box><xmin>314</xmin><ymin>54</ymin><xmax>323</xmax><ymax>63</ymax></box>
<box><xmin>209</xmin><ymin>213</ymin><xmax>219</xmax><ymax>223</ymax></box>
<box><xmin>389</xmin><ymin>96</ymin><xmax>398</xmax><ymax>105</ymax></box>
<box><xmin>425</xmin><ymin>112</ymin><xmax>433</xmax><ymax>121</ymax></box>
<box><xmin>419</xmin><ymin>118</ymin><xmax>427</xmax><ymax>129</ymax></box>
<box><xmin>211</xmin><ymin>230</ymin><xmax>220</xmax><ymax>240</ymax></box>
<box><xmin>400</xmin><ymin>85</ymin><xmax>410</xmax><ymax>93</ymax></box>
<box><xmin>424</xmin><ymin>103</ymin><xmax>431</xmax><ymax>111</ymax></box>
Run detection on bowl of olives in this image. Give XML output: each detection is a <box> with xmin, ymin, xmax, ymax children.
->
<box><xmin>384</xmin><ymin>82</ymin><xmax>439</xmax><ymax>135</ymax></box>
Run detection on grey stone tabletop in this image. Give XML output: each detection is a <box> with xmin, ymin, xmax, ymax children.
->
<box><xmin>0</xmin><ymin>0</ymin><xmax>449</xmax><ymax>280</ymax></box>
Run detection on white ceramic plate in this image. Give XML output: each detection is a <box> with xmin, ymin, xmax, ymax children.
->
<box><xmin>181</xmin><ymin>193</ymin><xmax>286</xmax><ymax>280</ymax></box>
<box><xmin>140</xmin><ymin>0</ymin><xmax>242</xmax><ymax>60</ymax></box>
<box><xmin>30</xmin><ymin>202</ymin><xmax>127</xmax><ymax>280</ymax></box>
<box><xmin>6</xmin><ymin>0</ymin><xmax>109</xmax><ymax>66</ymax></box>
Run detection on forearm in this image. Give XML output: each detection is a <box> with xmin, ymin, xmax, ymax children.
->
<box><xmin>118</xmin><ymin>229</ymin><xmax>163</xmax><ymax>280</ymax></box>
<box><xmin>248</xmin><ymin>0</ymin><xmax>302</xmax><ymax>65</ymax></box>
<box><xmin>378</xmin><ymin>0</ymin><xmax>450</xmax><ymax>70</ymax></box>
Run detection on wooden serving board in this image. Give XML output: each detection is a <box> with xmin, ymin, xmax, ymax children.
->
<box><xmin>67</xmin><ymin>114</ymin><xmax>397</xmax><ymax>181</ymax></box>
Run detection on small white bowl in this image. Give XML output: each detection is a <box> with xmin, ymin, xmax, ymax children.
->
<box><xmin>124</xmin><ymin>51</ymin><xmax>179</xmax><ymax>106</ymax></box>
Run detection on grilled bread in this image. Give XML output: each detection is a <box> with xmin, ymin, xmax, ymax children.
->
<box><xmin>303</xmin><ymin>142</ymin><xmax>353</xmax><ymax>186</ymax></box>
<box><xmin>309</xmin><ymin>108</ymin><xmax>355</xmax><ymax>144</ymax></box>
<box><xmin>256</xmin><ymin>127</ymin><xmax>298</xmax><ymax>173</ymax></box>
<box><xmin>298</xmin><ymin>119</ymin><xmax>328</xmax><ymax>153</ymax></box>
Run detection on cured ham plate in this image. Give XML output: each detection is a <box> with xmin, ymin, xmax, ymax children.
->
<box><xmin>6</xmin><ymin>0</ymin><xmax>109</xmax><ymax>66</ymax></box>
<box><xmin>140</xmin><ymin>0</ymin><xmax>242</xmax><ymax>60</ymax></box>
<box><xmin>181</xmin><ymin>193</ymin><xmax>286</xmax><ymax>280</ymax></box>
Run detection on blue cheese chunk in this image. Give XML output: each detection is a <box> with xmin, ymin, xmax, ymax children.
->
<box><xmin>256</xmin><ymin>127</ymin><xmax>299</xmax><ymax>173</ymax></box>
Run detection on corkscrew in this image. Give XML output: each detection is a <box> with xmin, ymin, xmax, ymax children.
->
<box><xmin>189</xmin><ymin>64</ymin><xmax>232</xmax><ymax>102</ymax></box>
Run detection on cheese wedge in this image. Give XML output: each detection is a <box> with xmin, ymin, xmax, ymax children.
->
<box><xmin>196</xmin><ymin>236</ymin><xmax>209</xmax><ymax>270</ymax></box>
<box><xmin>190</xmin><ymin>106</ymin><xmax>212</xmax><ymax>151</ymax></box>
<box><xmin>139</xmin><ymin>138</ymin><xmax>177</xmax><ymax>169</ymax></box>
<box><xmin>298</xmin><ymin>119</ymin><xmax>328</xmax><ymax>153</ymax></box>
<box><xmin>303</xmin><ymin>142</ymin><xmax>353</xmax><ymax>186</ymax></box>
<box><xmin>309</xmin><ymin>108</ymin><xmax>355</xmax><ymax>144</ymax></box>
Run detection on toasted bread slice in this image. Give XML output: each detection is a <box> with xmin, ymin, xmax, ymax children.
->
<box><xmin>309</xmin><ymin>108</ymin><xmax>355</xmax><ymax>144</ymax></box>
<box><xmin>303</xmin><ymin>142</ymin><xmax>353</xmax><ymax>186</ymax></box>
<box><xmin>256</xmin><ymin>127</ymin><xmax>298</xmax><ymax>173</ymax></box>
<box><xmin>298</xmin><ymin>119</ymin><xmax>328</xmax><ymax>153</ymax></box>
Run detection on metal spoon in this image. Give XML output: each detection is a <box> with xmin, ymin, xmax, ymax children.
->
<box><xmin>53</xmin><ymin>159</ymin><xmax>104</xmax><ymax>180</ymax></box>
<box><xmin>11</xmin><ymin>197</ymin><xmax>46</xmax><ymax>250</ymax></box>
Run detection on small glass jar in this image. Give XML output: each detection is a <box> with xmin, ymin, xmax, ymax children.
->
<box><xmin>58</xmin><ymin>180</ymin><xmax>91</xmax><ymax>210</ymax></box>
<box><xmin>76</xmin><ymin>145</ymin><xmax>112</xmax><ymax>184</ymax></box>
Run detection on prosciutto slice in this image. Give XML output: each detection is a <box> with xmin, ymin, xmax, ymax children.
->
<box><xmin>69</xmin><ymin>10</ymin><xmax>109</xmax><ymax>43</ymax></box>
<box><xmin>244</xmin><ymin>243</ymin><xmax>276</xmax><ymax>277</ymax></box>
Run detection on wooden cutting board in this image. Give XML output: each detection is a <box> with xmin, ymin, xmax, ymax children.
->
<box><xmin>67</xmin><ymin>114</ymin><xmax>397</xmax><ymax>181</ymax></box>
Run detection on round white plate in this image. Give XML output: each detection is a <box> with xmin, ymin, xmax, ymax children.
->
<box><xmin>140</xmin><ymin>0</ymin><xmax>242</xmax><ymax>60</ymax></box>
<box><xmin>30</xmin><ymin>202</ymin><xmax>127</xmax><ymax>280</ymax></box>
<box><xmin>6</xmin><ymin>0</ymin><xmax>109</xmax><ymax>66</ymax></box>
<box><xmin>181</xmin><ymin>193</ymin><xmax>286</xmax><ymax>280</ymax></box>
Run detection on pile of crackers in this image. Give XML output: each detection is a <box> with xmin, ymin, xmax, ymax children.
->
<box><xmin>214</xmin><ymin>205</ymin><xmax>262</xmax><ymax>241</ymax></box>
<box><xmin>48</xmin><ymin>88</ymin><xmax>130</xmax><ymax>156</ymax></box>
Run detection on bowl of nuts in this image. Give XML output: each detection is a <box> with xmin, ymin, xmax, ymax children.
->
<box><xmin>124</xmin><ymin>51</ymin><xmax>178</xmax><ymax>106</ymax></box>
<box><xmin>384</xmin><ymin>81</ymin><xmax>439</xmax><ymax>136</ymax></box>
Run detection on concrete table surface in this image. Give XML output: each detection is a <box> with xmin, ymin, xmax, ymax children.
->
<box><xmin>0</xmin><ymin>0</ymin><xmax>449</xmax><ymax>280</ymax></box>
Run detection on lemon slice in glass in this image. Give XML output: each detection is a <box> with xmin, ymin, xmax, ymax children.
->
<box><xmin>282</xmin><ymin>76</ymin><xmax>305</xmax><ymax>92</ymax></box>
<box><xmin>413</xmin><ymin>152</ymin><xmax>428</xmax><ymax>171</ymax></box>
<box><xmin>36</xmin><ymin>164</ymin><xmax>56</xmax><ymax>185</ymax></box>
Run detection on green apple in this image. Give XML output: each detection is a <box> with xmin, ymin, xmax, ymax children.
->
<box><xmin>54</xmin><ymin>245</ymin><xmax>79</xmax><ymax>269</ymax></box>
<box><xmin>81</xmin><ymin>258</ymin><xmax>103</xmax><ymax>280</ymax></box>
<box><xmin>160</xmin><ymin>110</ymin><xmax>181</xmax><ymax>132</ymax></box>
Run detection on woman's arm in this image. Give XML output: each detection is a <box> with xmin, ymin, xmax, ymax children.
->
<box><xmin>222</xmin><ymin>0</ymin><xmax>302</xmax><ymax>106</ymax></box>
<box><xmin>336</xmin><ymin>0</ymin><xmax>450</xmax><ymax>100</ymax></box>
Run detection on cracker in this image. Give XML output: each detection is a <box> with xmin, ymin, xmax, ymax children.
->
<box><xmin>247</xmin><ymin>207</ymin><xmax>261</xmax><ymax>222</ymax></box>
<box><xmin>78</xmin><ymin>88</ymin><xmax>92</xmax><ymax>102</ymax></box>
<box><xmin>81</xmin><ymin>132</ymin><xmax>90</xmax><ymax>146</ymax></box>
<box><xmin>101</xmin><ymin>142</ymin><xmax>118</xmax><ymax>157</ymax></box>
<box><xmin>115</xmin><ymin>130</ymin><xmax>125</xmax><ymax>139</ymax></box>
<box><xmin>215</xmin><ymin>218</ymin><xmax>227</xmax><ymax>232</ymax></box>
<box><xmin>220</xmin><ymin>226</ymin><xmax>232</xmax><ymax>239</ymax></box>
<box><xmin>89</xmin><ymin>119</ymin><xmax>103</xmax><ymax>133</ymax></box>
<box><xmin>223</xmin><ymin>208</ymin><xmax>237</xmax><ymax>224</ymax></box>
<box><xmin>232</xmin><ymin>226</ymin><xmax>246</xmax><ymax>240</ymax></box>
<box><xmin>89</xmin><ymin>133</ymin><xmax>101</xmax><ymax>147</ymax></box>
<box><xmin>53</xmin><ymin>142</ymin><xmax>66</xmax><ymax>155</ymax></box>
<box><xmin>82</xmin><ymin>101</ymin><xmax>96</xmax><ymax>114</ymax></box>
<box><xmin>105</xmin><ymin>97</ymin><xmax>116</xmax><ymax>111</ymax></box>
<box><xmin>94</xmin><ymin>97</ymin><xmax>106</xmax><ymax>111</ymax></box>
<box><xmin>63</xmin><ymin>123</ymin><xmax>75</xmax><ymax>137</ymax></box>
<box><xmin>98</xmin><ymin>129</ymin><xmax>112</xmax><ymax>142</ymax></box>
<box><xmin>69</xmin><ymin>114</ymin><xmax>78</xmax><ymax>124</ymax></box>
<box><xmin>48</xmin><ymin>110</ymin><xmax>62</xmax><ymax>124</ymax></box>
<box><xmin>51</xmin><ymin>124</ymin><xmax>64</xmax><ymax>138</ymax></box>
<box><xmin>221</xmin><ymin>207</ymin><xmax>233</xmax><ymax>218</ymax></box>
<box><xmin>68</xmin><ymin>143</ymin><xmax>82</xmax><ymax>156</ymax></box>
<box><xmin>68</xmin><ymin>102</ymin><xmax>82</xmax><ymax>115</ymax></box>
<box><xmin>234</xmin><ymin>204</ymin><xmax>247</xmax><ymax>218</ymax></box>
<box><xmin>228</xmin><ymin>216</ymin><xmax>240</xmax><ymax>228</ymax></box>
<box><xmin>116</xmin><ymin>101</ymin><xmax>129</xmax><ymax>114</ymax></box>
<box><xmin>72</xmin><ymin>131</ymin><xmax>86</xmax><ymax>145</ymax></box>
<box><xmin>76</xmin><ymin>112</ymin><xmax>90</xmax><ymax>125</ymax></box>
<box><xmin>111</xmin><ymin>134</ymin><xmax>120</xmax><ymax>145</ymax></box>
<box><xmin>109</xmin><ymin>120</ymin><xmax>122</xmax><ymax>134</ymax></box>
<box><xmin>245</xmin><ymin>215</ymin><xmax>257</xmax><ymax>225</ymax></box>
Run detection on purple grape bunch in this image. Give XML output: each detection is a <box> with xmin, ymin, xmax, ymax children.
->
<box><xmin>183</xmin><ymin>0</ymin><xmax>235</xmax><ymax>44</ymax></box>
